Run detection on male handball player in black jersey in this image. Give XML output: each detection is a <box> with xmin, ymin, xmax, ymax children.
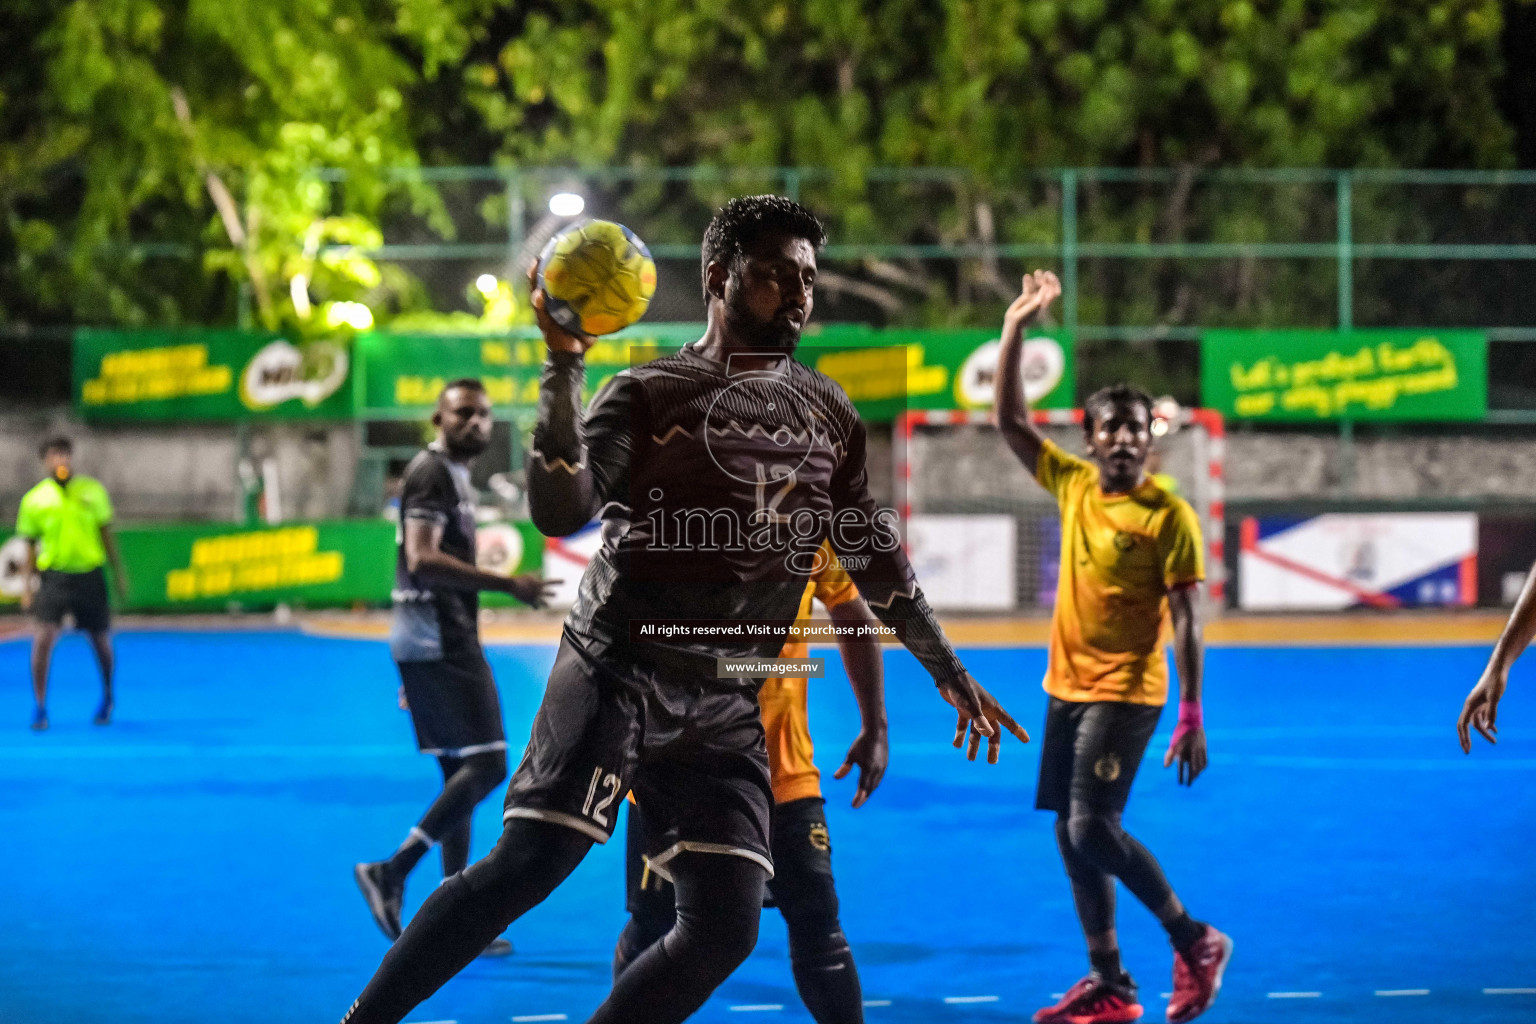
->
<box><xmin>339</xmin><ymin>196</ymin><xmax>1028</xmax><ymax>1024</ymax></box>
<box><xmin>354</xmin><ymin>379</ymin><xmax>556</xmax><ymax>955</ymax></box>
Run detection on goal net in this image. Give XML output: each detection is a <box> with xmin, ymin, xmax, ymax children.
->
<box><xmin>896</xmin><ymin>408</ymin><xmax>1227</xmax><ymax>615</ymax></box>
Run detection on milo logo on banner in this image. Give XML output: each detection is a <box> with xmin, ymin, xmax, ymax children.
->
<box><xmin>239</xmin><ymin>340</ymin><xmax>350</xmax><ymax>411</ymax></box>
<box><xmin>74</xmin><ymin>330</ymin><xmax>356</xmax><ymax>422</ymax></box>
<box><xmin>956</xmin><ymin>336</ymin><xmax>1067</xmax><ymax>409</ymax></box>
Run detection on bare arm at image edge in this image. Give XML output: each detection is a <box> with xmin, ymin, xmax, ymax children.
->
<box><xmin>1459</xmin><ymin>559</ymin><xmax>1536</xmax><ymax>752</ymax></box>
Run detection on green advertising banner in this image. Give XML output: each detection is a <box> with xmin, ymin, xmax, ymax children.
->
<box><xmin>802</xmin><ymin>326</ymin><xmax>1075</xmax><ymax>420</ymax></box>
<box><xmin>1202</xmin><ymin>329</ymin><xmax>1487</xmax><ymax>421</ymax></box>
<box><xmin>114</xmin><ymin>520</ymin><xmax>395</xmax><ymax>611</ymax></box>
<box><xmin>357</xmin><ymin>324</ymin><xmax>1074</xmax><ymax>423</ymax></box>
<box><xmin>0</xmin><ymin>518</ymin><xmax>546</xmax><ymax>613</ymax></box>
<box><xmin>74</xmin><ymin>330</ymin><xmax>355</xmax><ymax>423</ymax></box>
<box><xmin>355</xmin><ymin>326</ymin><xmax>691</xmax><ymax>430</ymax></box>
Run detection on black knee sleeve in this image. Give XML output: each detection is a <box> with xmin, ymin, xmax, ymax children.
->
<box><xmin>587</xmin><ymin>854</ymin><xmax>766</xmax><ymax>1024</ymax></box>
<box><xmin>771</xmin><ymin>829</ymin><xmax>863</xmax><ymax>1024</ymax></box>
<box><xmin>462</xmin><ymin>750</ymin><xmax>509</xmax><ymax>798</ymax></box>
<box><xmin>781</xmin><ymin>877</ymin><xmax>864</xmax><ymax>1024</ymax></box>
<box><xmin>777</xmin><ymin>871</ymin><xmax>848</xmax><ymax>966</ymax></box>
<box><xmin>417</xmin><ymin>751</ymin><xmax>508</xmax><ymax>842</ymax></box>
<box><xmin>614</xmin><ymin>896</ymin><xmax>674</xmax><ymax>982</ymax></box>
<box><xmin>1055</xmin><ymin>817</ymin><xmax>1098</xmax><ymax>882</ymax></box>
<box><xmin>1056</xmin><ymin>815</ymin><xmax>1116</xmax><ymax>938</ymax></box>
<box><xmin>1063</xmin><ymin>811</ymin><xmax>1178</xmax><ymax>926</ymax></box>
<box><xmin>666</xmin><ymin>856</ymin><xmax>762</xmax><ymax>972</ymax></box>
<box><xmin>1066</xmin><ymin>810</ymin><xmax>1131</xmax><ymax>875</ymax></box>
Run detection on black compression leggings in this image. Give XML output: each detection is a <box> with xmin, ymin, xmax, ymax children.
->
<box><xmin>423</xmin><ymin>752</ymin><xmax>506</xmax><ymax>875</ymax></box>
<box><xmin>1055</xmin><ymin>811</ymin><xmax>1177</xmax><ymax>937</ymax></box>
<box><xmin>615</xmin><ymin>855</ymin><xmax>862</xmax><ymax>1024</ymax></box>
<box><xmin>342</xmin><ymin>822</ymin><xmax>764</xmax><ymax>1024</ymax></box>
<box><xmin>591</xmin><ymin>853</ymin><xmax>765</xmax><ymax>1024</ymax></box>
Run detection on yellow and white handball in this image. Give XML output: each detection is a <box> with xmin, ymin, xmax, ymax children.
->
<box><xmin>536</xmin><ymin>220</ymin><xmax>658</xmax><ymax>336</ymax></box>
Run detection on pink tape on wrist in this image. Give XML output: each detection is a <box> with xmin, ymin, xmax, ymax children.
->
<box><xmin>1168</xmin><ymin>701</ymin><xmax>1203</xmax><ymax>749</ymax></box>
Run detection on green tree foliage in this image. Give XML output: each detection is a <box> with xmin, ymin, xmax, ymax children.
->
<box><xmin>0</xmin><ymin>0</ymin><xmax>491</xmax><ymax>328</ymax></box>
<box><xmin>476</xmin><ymin>0</ymin><xmax>1511</xmax><ymax>171</ymax></box>
<box><xmin>0</xmin><ymin>0</ymin><xmax>1521</xmax><ymax>334</ymax></box>
<box><xmin>467</xmin><ymin>0</ymin><xmax>1517</xmax><ymax>333</ymax></box>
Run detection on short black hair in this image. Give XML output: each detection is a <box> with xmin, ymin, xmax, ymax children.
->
<box><xmin>39</xmin><ymin>436</ymin><xmax>72</xmax><ymax>458</ymax></box>
<box><xmin>1083</xmin><ymin>383</ymin><xmax>1155</xmax><ymax>435</ymax></box>
<box><xmin>700</xmin><ymin>195</ymin><xmax>827</xmax><ymax>300</ymax></box>
<box><xmin>439</xmin><ymin>378</ymin><xmax>486</xmax><ymax>400</ymax></box>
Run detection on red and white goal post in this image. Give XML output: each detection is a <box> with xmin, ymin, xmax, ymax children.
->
<box><xmin>894</xmin><ymin>408</ymin><xmax>1226</xmax><ymax>614</ymax></box>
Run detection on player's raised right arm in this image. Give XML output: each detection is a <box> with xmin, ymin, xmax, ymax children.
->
<box><xmin>1459</xmin><ymin>558</ymin><xmax>1536</xmax><ymax>752</ymax></box>
<box><xmin>993</xmin><ymin>270</ymin><xmax>1062</xmax><ymax>477</ymax></box>
<box><xmin>526</xmin><ymin>268</ymin><xmax>635</xmax><ymax>538</ymax></box>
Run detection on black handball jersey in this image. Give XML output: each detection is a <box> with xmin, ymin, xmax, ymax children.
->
<box><xmin>529</xmin><ymin>345</ymin><xmax>956</xmax><ymax>680</ymax></box>
<box><xmin>390</xmin><ymin>446</ymin><xmax>481</xmax><ymax>662</ymax></box>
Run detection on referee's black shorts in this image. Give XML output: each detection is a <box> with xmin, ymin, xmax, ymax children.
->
<box><xmin>33</xmin><ymin>567</ymin><xmax>111</xmax><ymax>633</ymax></box>
<box><xmin>1035</xmin><ymin>696</ymin><xmax>1163</xmax><ymax>815</ymax></box>
<box><xmin>396</xmin><ymin>653</ymin><xmax>507</xmax><ymax>757</ymax></box>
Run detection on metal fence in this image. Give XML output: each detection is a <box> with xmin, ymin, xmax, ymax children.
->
<box><xmin>314</xmin><ymin>165</ymin><xmax>1536</xmax><ymax>413</ymax></box>
<box><xmin>9</xmin><ymin>166</ymin><xmax>1536</xmax><ymax>414</ymax></box>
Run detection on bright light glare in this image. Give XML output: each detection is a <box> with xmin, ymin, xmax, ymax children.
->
<box><xmin>325</xmin><ymin>300</ymin><xmax>374</xmax><ymax>331</ymax></box>
<box><xmin>475</xmin><ymin>273</ymin><xmax>499</xmax><ymax>297</ymax></box>
<box><xmin>548</xmin><ymin>192</ymin><xmax>585</xmax><ymax>217</ymax></box>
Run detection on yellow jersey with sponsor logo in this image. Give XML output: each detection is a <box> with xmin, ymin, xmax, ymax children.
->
<box><xmin>760</xmin><ymin>541</ymin><xmax>859</xmax><ymax>804</ymax></box>
<box><xmin>1037</xmin><ymin>440</ymin><xmax>1203</xmax><ymax>706</ymax></box>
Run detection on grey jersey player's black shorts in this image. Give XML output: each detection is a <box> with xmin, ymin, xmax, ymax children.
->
<box><xmin>1035</xmin><ymin>696</ymin><xmax>1164</xmax><ymax>815</ymax></box>
<box><xmin>396</xmin><ymin>652</ymin><xmax>507</xmax><ymax>757</ymax></box>
<box><xmin>503</xmin><ymin>632</ymin><xmax>773</xmax><ymax>878</ymax></box>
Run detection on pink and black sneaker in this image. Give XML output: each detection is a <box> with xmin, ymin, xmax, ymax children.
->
<box><xmin>1034</xmin><ymin>972</ymin><xmax>1144</xmax><ymax>1024</ymax></box>
<box><xmin>1166</xmin><ymin>925</ymin><xmax>1233</xmax><ymax>1023</ymax></box>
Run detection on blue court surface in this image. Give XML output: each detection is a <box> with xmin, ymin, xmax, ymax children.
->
<box><xmin>2</xmin><ymin>629</ymin><xmax>1534</xmax><ymax>1024</ymax></box>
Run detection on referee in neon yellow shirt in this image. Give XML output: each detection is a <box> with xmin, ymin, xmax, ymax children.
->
<box><xmin>16</xmin><ymin>437</ymin><xmax>128</xmax><ymax>731</ymax></box>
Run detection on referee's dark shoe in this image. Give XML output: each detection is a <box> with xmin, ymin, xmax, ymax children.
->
<box><xmin>31</xmin><ymin>707</ymin><xmax>48</xmax><ymax>732</ymax></box>
<box><xmin>93</xmin><ymin>699</ymin><xmax>113</xmax><ymax>726</ymax></box>
<box><xmin>480</xmin><ymin>937</ymin><xmax>514</xmax><ymax>958</ymax></box>
<box><xmin>354</xmin><ymin>862</ymin><xmax>404</xmax><ymax>941</ymax></box>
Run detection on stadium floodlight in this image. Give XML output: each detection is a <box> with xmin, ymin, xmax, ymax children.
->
<box><xmin>475</xmin><ymin>274</ymin><xmax>499</xmax><ymax>297</ymax></box>
<box><xmin>325</xmin><ymin>300</ymin><xmax>374</xmax><ymax>331</ymax></box>
<box><xmin>548</xmin><ymin>191</ymin><xmax>586</xmax><ymax>217</ymax></box>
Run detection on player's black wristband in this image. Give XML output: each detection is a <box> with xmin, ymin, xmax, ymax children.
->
<box><xmin>531</xmin><ymin>351</ymin><xmax>586</xmax><ymax>467</ymax></box>
<box><xmin>870</xmin><ymin>588</ymin><xmax>966</xmax><ymax>685</ymax></box>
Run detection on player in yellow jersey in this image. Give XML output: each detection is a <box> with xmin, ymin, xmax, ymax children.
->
<box><xmin>615</xmin><ymin>541</ymin><xmax>887</xmax><ymax>1024</ymax></box>
<box><xmin>995</xmin><ymin>272</ymin><xmax>1232</xmax><ymax>1024</ymax></box>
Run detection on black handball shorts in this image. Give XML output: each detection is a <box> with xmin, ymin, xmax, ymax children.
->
<box><xmin>504</xmin><ymin>632</ymin><xmax>774</xmax><ymax>878</ymax></box>
<box><xmin>33</xmin><ymin>567</ymin><xmax>111</xmax><ymax>633</ymax></box>
<box><xmin>1035</xmin><ymin>696</ymin><xmax>1164</xmax><ymax>815</ymax></box>
<box><xmin>397</xmin><ymin>652</ymin><xmax>507</xmax><ymax>757</ymax></box>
